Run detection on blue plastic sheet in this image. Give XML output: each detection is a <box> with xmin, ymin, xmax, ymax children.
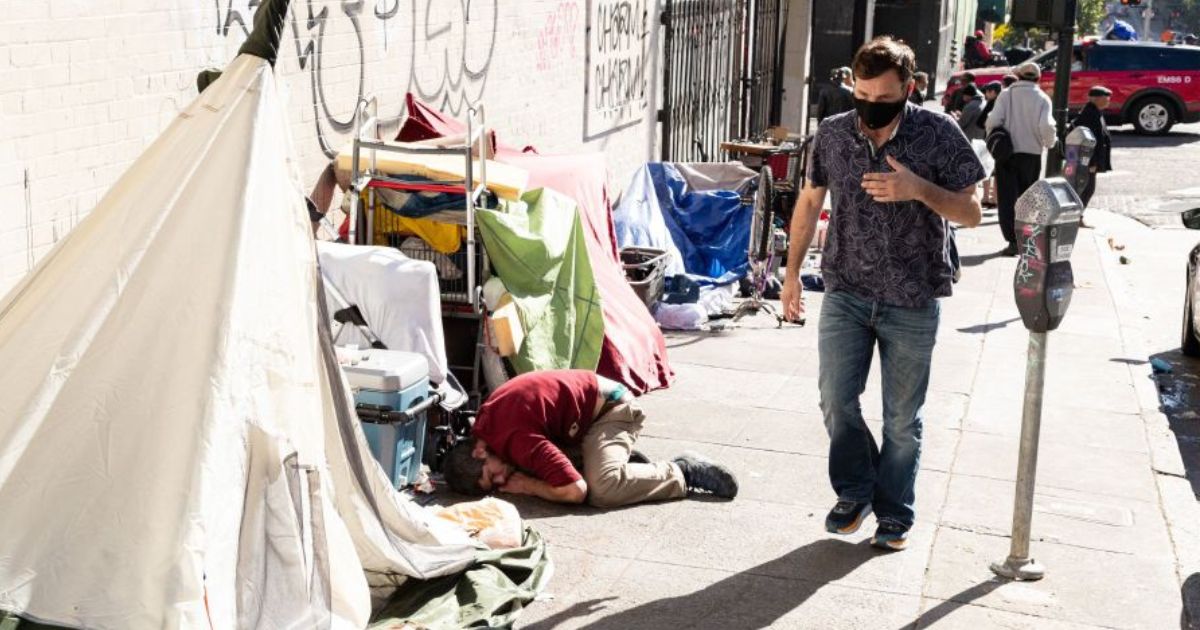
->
<box><xmin>614</xmin><ymin>163</ymin><xmax>752</xmax><ymax>285</ymax></box>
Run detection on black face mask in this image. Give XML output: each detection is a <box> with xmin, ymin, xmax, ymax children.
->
<box><xmin>854</xmin><ymin>96</ymin><xmax>906</xmax><ymax>130</ymax></box>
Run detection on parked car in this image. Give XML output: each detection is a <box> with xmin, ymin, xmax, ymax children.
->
<box><xmin>1184</xmin><ymin>208</ymin><xmax>1200</xmax><ymax>357</ymax></box>
<box><xmin>942</xmin><ymin>39</ymin><xmax>1200</xmax><ymax>135</ymax></box>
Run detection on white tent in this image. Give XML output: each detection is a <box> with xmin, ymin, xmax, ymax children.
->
<box><xmin>0</xmin><ymin>3</ymin><xmax>476</xmax><ymax>628</ymax></box>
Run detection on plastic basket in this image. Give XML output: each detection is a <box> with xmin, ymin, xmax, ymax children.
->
<box><xmin>620</xmin><ymin>246</ymin><xmax>669</xmax><ymax>308</ymax></box>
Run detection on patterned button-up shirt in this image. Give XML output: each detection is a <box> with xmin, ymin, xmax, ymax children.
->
<box><xmin>807</xmin><ymin>102</ymin><xmax>986</xmax><ymax>307</ymax></box>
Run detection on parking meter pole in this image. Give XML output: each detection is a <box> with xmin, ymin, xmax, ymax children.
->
<box><xmin>992</xmin><ymin>178</ymin><xmax>1084</xmax><ymax>582</ymax></box>
<box><xmin>991</xmin><ymin>331</ymin><xmax>1049</xmax><ymax>581</ymax></box>
<box><xmin>1046</xmin><ymin>0</ymin><xmax>1078</xmax><ymax>177</ymax></box>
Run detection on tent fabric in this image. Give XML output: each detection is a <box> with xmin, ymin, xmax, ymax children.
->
<box><xmin>614</xmin><ymin>162</ymin><xmax>757</xmax><ymax>285</ymax></box>
<box><xmin>0</xmin><ymin>53</ymin><xmax>477</xmax><ymax>630</ymax></box>
<box><xmin>396</xmin><ymin>95</ymin><xmax>673</xmax><ymax>394</ymax></box>
<box><xmin>369</xmin><ymin>527</ymin><xmax>552</xmax><ymax>629</ymax></box>
<box><xmin>477</xmin><ymin>189</ymin><xmax>605</xmax><ymax>374</ymax></box>
<box><xmin>317</xmin><ymin>241</ymin><xmax>466</xmax><ymax>409</ymax></box>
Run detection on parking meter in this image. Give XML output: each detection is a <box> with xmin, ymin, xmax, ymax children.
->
<box><xmin>1063</xmin><ymin>127</ymin><xmax>1097</xmax><ymax>196</ymax></box>
<box><xmin>1013</xmin><ymin>178</ymin><xmax>1084</xmax><ymax>333</ymax></box>
<box><xmin>992</xmin><ymin>176</ymin><xmax>1083</xmax><ymax>583</ymax></box>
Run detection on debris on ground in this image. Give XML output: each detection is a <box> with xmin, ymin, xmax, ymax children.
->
<box><xmin>1151</xmin><ymin>357</ymin><xmax>1175</xmax><ymax>374</ymax></box>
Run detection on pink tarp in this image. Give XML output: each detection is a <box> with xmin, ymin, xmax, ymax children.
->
<box><xmin>396</xmin><ymin>95</ymin><xmax>672</xmax><ymax>394</ymax></box>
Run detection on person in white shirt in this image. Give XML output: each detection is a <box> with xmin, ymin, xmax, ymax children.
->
<box><xmin>985</xmin><ymin>61</ymin><xmax>1057</xmax><ymax>256</ymax></box>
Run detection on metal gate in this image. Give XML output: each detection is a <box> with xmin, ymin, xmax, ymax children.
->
<box><xmin>660</xmin><ymin>0</ymin><xmax>788</xmax><ymax>162</ymax></box>
<box><xmin>740</xmin><ymin>0</ymin><xmax>788</xmax><ymax>142</ymax></box>
<box><xmin>660</xmin><ymin>0</ymin><xmax>742</xmax><ymax>162</ymax></box>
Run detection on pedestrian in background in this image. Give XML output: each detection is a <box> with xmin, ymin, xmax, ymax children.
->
<box><xmin>818</xmin><ymin>67</ymin><xmax>855</xmax><ymax>123</ymax></box>
<box><xmin>978</xmin><ymin>81</ymin><xmax>1003</xmax><ymax>207</ymax></box>
<box><xmin>1070</xmin><ymin>86</ymin><xmax>1114</xmax><ymax>219</ymax></box>
<box><xmin>910</xmin><ymin>71</ymin><xmax>929</xmax><ymax>106</ymax></box>
<box><xmin>781</xmin><ymin>36</ymin><xmax>985</xmax><ymax>552</ymax></box>
<box><xmin>1002</xmin><ymin>74</ymin><xmax>1018</xmax><ymax>88</ymax></box>
<box><xmin>956</xmin><ymin>84</ymin><xmax>985</xmax><ymax>141</ymax></box>
<box><xmin>947</xmin><ymin>72</ymin><xmax>976</xmax><ymax>114</ymax></box>
<box><xmin>986</xmin><ymin>61</ymin><xmax>1056</xmax><ymax>256</ymax></box>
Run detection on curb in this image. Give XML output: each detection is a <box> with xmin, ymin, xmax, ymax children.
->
<box><xmin>1090</xmin><ymin>210</ymin><xmax>1200</xmax><ymax>621</ymax></box>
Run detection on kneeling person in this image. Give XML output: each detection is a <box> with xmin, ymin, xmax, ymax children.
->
<box><xmin>443</xmin><ymin>370</ymin><xmax>738</xmax><ymax>507</ymax></box>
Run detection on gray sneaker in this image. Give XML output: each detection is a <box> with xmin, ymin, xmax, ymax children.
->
<box><xmin>672</xmin><ymin>451</ymin><xmax>739</xmax><ymax>499</ymax></box>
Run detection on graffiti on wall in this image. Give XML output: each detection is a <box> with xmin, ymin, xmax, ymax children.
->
<box><xmin>583</xmin><ymin>0</ymin><xmax>649</xmax><ymax>140</ymax></box>
<box><xmin>215</xmin><ymin>0</ymin><xmax>497</xmax><ymax>157</ymax></box>
<box><xmin>536</xmin><ymin>2</ymin><xmax>581</xmax><ymax>72</ymax></box>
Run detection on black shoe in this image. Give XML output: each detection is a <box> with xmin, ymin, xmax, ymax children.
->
<box><xmin>870</xmin><ymin>520</ymin><xmax>910</xmax><ymax>551</ymax></box>
<box><xmin>673</xmin><ymin>451</ymin><xmax>739</xmax><ymax>499</ymax></box>
<box><xmin>628</xmin><ymin>449</ymin><xmax>651</xmax><ymax>464</ymax></box>
<box><xmin>825</xmin><ymin>500</ymin><xmax>872</xmax><ymax>535</ymax></box>
<box><xmin>1001</xmin><ymin>242</ymin><xmax>1018</xmax><ymax>257</ymax></box>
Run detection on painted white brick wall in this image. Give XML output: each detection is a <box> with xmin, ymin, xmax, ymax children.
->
<box><xmin>0</xmin><ymin>0</ymin><xmax>663</xmax><ymax>294</ymax></box>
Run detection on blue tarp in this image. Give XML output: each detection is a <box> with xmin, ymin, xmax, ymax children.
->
<box><xmin>614</xmin><ymin>163</ymin><xmax>753</xmax><ymax>285</ymax></box>
<box><xmin>1107</xmin><ymin>19</ymin><xmax>1137</xmax><ymax>42</ymax></box>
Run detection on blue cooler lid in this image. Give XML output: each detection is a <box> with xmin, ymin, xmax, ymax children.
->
<box><xmin>342</xmin><ymin>349</ymin><xmax>429</xmax><ymax>391</ymax></box>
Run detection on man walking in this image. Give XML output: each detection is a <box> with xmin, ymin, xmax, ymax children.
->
<box><xmin>780</xmin><ymin>37</ymin><xmax>985</xmax><ymax>551</ymax></box>
<box><xmin>955</xmin><ymin>84</ymin><xmax>986</xmax><ymax>142</ymax></box>
<box><xmin>909</xmin><ymin>72</ymin><xmax>929</xmax><ymax>106</ymax></box>
<box><xmin>978</xmin><ymin>81</ymin><xmax>1003</xmax><ymax>206</ymax></box>
<box><xmin>443</xmin><ymin>370</ymin><xmax>738</xmax><ymax>507</ymax></box>
<box><xmin>818</xmin><ymin>67</ymin><xmax>856</xmax><ymax>123</ymax></box>
<box><xmin>986</xmin><ymin>61</ymin><xmax>1057</xmax><ymax>256</ymax></box>
<box><xmin>947</xmin><ymin>72</ymin><xmax>976</xmax><ymax>114</ymax></box>
<box><xmin>1070</xmin><ymin>86</ymin><xmax>1113</xmax><ymax>215</ymax></box>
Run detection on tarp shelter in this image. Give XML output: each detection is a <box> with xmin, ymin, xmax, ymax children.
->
<box><xmin>478</xmin><ymin>188</ymin><xmax>605</xmax><ymax>375</ymax></box>
<box><xmin>613</xmin><ymin>162</ymin><xmax>758</xmax><ymax>285</ymax></box>
<box><xmin>0</xmin><ymin>3</ymin><xmax>493</xmax><ymax>627</ymax></box>
<box><xmin>396</xmin><ymin>96</ymin><xmax>674</xmax><ymax>394</ymax></box>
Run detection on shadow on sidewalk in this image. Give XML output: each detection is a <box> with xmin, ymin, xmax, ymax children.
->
<box><xmin>956</xmin><ymin>317</ymin><xmax>1021</xmax><ymax>335</ymax></box>
<box><xmin>1149</xmin><ymin>349</ymin><xmax>1200</xmax><ymax>498</ymax></box>
<box><xmin>527</xmin><ymin>539</ymin><xmax>874</xmax><ymax>629</ymax></box>
<box><xmin>1112</xmin><ymin>129</ymin><xmax>1200</xmax><ymax>149</ymax></box>
<box><xmin>901</xmin><ymin>579</ymin><xmax>1006</xmax><ymax>629</ymax></box>
<box><xmin>959</xmin><ymin>250</ymin><xmax>1003</xmax><ymax>268</ymax></box>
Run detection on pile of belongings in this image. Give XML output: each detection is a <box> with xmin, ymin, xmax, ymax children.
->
<box><xmin>360</xmin><ymin>95</ymin><xmax>676</xmax><ymax>395</ymax></box>
<box><xmin>612</xmin><ymin>162</ymin><xmax>762</xmax><ymax>330</ymax></box>
<box><xmin>0</xmin><ymin>2</ymin><xmax>548</xmax><ymax>627</ymax></box>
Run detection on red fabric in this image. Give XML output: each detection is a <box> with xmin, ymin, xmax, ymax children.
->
<box><xmin>396</xmin><ymin>95</ymin><xmax>673</xmax><ymax>394</ymax></box>
<box><xmin>472</xmin><ymin>370</ymin><xmax>599</xmax><ymax>486</ymax></box>
<box><xmin>973</xmin><ymin>40</ymin><xmax>992</xmax><ymax>61</ymax></box>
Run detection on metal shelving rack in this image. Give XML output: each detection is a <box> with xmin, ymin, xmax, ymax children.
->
<box><xmin>344</xmin><ymin>98</ymin><xmax>494</xmax><ymax>403</ymax></box>
<box><xmin>346</xmin><ymin>97</ymin><xmax>492</xmax><ymax>312</ymax></box>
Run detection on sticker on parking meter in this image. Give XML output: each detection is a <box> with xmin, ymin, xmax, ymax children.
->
<box><xmin>1054</xmin><ymin>244</ymin><xmax>1073</xmax><ymax>262</ymax></box>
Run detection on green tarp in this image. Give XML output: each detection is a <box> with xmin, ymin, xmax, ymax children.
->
<box><xmin>370</xmin><ymin>527</ymin><xmax>553</xmax><ymax>629</ymax></box>
<box><xmin>2</xmin><ymin>528</ymin><xmax>552</xmax><ymax>630</ymax></box>
<box><xmin>478</xmin><ymin>188</ymin><xmax>605</xmax><ymax>374</ymax></box>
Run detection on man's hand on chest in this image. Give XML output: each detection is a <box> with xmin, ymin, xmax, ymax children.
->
<box><xmin>861</xmin><ymin>155</ymin><xmax>929</xmax><ymax>204</ymax></box>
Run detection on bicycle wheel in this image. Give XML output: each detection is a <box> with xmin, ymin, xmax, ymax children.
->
<box><xmin>749</xmin><ymin>168</ymin><xmax>775</xmax><ymax>264</ymax></box>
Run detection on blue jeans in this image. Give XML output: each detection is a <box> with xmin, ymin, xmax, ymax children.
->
<box><xmin>818</xmin><ymin>290</ymin><xmax>940</xmax><ymax>529</ymax></box>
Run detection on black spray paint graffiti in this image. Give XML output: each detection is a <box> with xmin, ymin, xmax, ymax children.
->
<box><xmin>583</xmin><ymin>0</ymin><xmax>649</xmax><ymax>140</ymax></box>
<box><xmin>215</xmin><ymin>1</ymin><xmax>497</xmax><ymax>158</ymax></box>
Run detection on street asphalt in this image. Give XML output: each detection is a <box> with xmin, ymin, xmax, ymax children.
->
<box><xmin>497</xmin><ymin>164</ymin><xmax>1200</xmax><ymax>627</ymax></box>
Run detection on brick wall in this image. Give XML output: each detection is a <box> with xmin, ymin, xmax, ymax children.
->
<box><xmin>0</xmin><ymin>0</ymin><xmax>663</xmax><ymax>294</ymax></box>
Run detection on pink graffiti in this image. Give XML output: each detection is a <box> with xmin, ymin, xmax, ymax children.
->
<box><xmin>536</xmin><ymin>1</ymin><xmax>580</xmax><ymax>72</ymax></box>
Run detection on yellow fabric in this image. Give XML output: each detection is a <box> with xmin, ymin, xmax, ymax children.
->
<box><xmin>368</xmin><ymin>195</ymin><xmax>463</xmax><ymax>254</ymax></box>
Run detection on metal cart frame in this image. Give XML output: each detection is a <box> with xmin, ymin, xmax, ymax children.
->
<box><xmin>346</xmin><ymin>97</ymin><xmax>492</xmax><ymax>313</ymax></box>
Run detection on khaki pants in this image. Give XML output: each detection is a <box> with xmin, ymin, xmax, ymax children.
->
<box><xmin>581</xmin><ymin>402</ymin><xmax>688</xmax><ymax>508</ymax></box>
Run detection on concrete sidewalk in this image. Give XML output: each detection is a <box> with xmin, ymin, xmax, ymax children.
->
<box><xmin>509</xmin><ymin>209</ymin><xmax>1192</xmax><ymax>629</ymax></box>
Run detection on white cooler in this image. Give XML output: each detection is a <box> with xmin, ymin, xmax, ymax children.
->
<box><xmin>342</xmin><ymin>349</ymin><xmax>432</xmax><ymax>488</ymax></box>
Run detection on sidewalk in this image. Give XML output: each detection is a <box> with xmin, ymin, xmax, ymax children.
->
<box><xmin>510</xmin><ymin>209</ymin><xmax>1192</xmax><ymax>629</ymax></box>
